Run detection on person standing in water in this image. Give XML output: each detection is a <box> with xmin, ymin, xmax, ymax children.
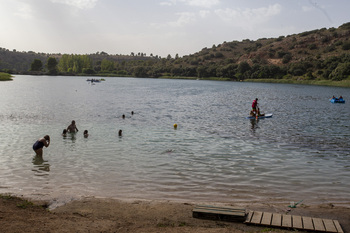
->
<box><xmin>67</xmin><ymin>120</ymin><xmax>79</xmax><ymax>133</ymax></box>
<box><xmin>32</xmin><ymin>135</ymin><xmax>50</xmax><ymax>156</ymax></box>
<box><xmin>252</xmin><ymin>98</ymin><xmax>258</xmax><ymax>112</ymax></box>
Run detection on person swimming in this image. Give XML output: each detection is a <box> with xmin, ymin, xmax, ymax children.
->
<box><xmin>83</xmin><ymin>130</ymin><xmax>89</xmax><ymax>138</ymax></box>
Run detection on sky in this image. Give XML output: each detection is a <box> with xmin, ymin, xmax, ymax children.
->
<box><xmin>1</xmin><ymin>0</ymin><xmax>349</xmax><ymax>58</ymax></box>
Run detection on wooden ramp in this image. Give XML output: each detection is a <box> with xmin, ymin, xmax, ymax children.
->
<box><xmin>192</xmin><ymin>205</ymin><xmax>246</xmax><ymax>222</ymax></box>
<box><xmin>245</xmin><ymin>211</ymin><xmax>344</xmax><ymax>233</ymax></box>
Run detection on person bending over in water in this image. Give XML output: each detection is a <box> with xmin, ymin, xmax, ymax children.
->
<box><xmin>33</xmin><ymin>135</ymin><xmax>50</xmax><ymax>156</ymax></box>
<box><xmin>67</xmin><ymin>120</ymin><xmax>79</xmax><ymax>133</ymax></box>
<box><xmin>83</xmin><ymin>130</ymin><xmax>89</xmax><ymax>138</ymax></box>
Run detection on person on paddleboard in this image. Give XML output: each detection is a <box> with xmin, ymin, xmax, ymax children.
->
<box><xmin>252</xmin><ymin>98</ymin><xmax>258</xmax><ymax>112</ymax></box>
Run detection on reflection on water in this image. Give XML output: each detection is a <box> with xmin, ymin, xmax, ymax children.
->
<box><xmin>67</xmin><ymin>132</ymin><xmax>77</xmax><ymax>141</ymax></box>
<box><xmin>32</xmin><ymin>155</ymin><xmax>50</xmax><ymax>175</ymax></box>
<box><xmin>249</xmin><ymin>119</ymin><xmax>259</xmax><ymax>133</ymax></box>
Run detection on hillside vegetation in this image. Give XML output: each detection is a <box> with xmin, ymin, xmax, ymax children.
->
<box><xmin>1</xmin><ymin>22</ymin><xmax>350</xmax><ymax>85</ymax></box>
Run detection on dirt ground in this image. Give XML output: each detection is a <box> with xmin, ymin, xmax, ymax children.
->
<box><xmin>0</xmin><ymin>196</ymin><xmax>349</xmax><ymax>233</ymax></box>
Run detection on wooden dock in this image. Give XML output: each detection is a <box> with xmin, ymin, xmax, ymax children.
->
<box><xmin>192</xmin><ymin>206</ymin><xmax>344</xmax><ymax>233</ymax></box>
<box><xmin>192</xmin><ymin>205</ymin><xmax>246</xmax><ymax>222</ymax></box>
<box><xmin>245</xmin><ymin>211</ymin><xmax>344</xmax><ymax>233</ymax></box>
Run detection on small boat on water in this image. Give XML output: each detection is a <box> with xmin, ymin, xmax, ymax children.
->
<box><xmin>330</xmin><ymin>97</ymin><xmax>345</xmax><ymax>103</ymax></box>
<box><xmin>86</xmin><ymin>78</ymin><xmax>103</xmax><ymax>83</ymax></box>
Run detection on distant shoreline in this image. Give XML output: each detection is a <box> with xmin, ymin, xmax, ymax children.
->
<box><xmin>158</xmin><ymin>76</ymin><xmax>350</xmax><ymax>88</ymax></box>
<box><xmin>4</xmin><ymin>73</ymin><xmax>350</xmax><ymax>88</ymax></box>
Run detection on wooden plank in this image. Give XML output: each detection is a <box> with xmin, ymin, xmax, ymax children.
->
<box><xmin>333</xmin><ymin>220</ymin><xmax>344</xmax><ymax>233</ymax></box>
<box><xmin>303</xmin><ymin>216</ymin><xmax>314</xmax><ymax>231</ymax></box>
<box><xmin>313</xmin><ymin>218</ymin><xmax>326</xmax><ymax>232</ymax></box>
<box><xmin>245</xmin><ymin>211</ymin><xmax>253</xmax><ymax>223</ymax></box>
<box><xmin>193</xmin><ymin>206</ymin><xmax>246</xmax><ymax>216</ymax></box>
<box><xmin>271</xmin><ymin>213</ymin><xmax>282</xmax><ymax>227</ymax></box>
<box><xmin>195</xmin><ymin>205</ymin><xmax>245</xmax><ymax>211</ymax></box>
<box><xmin>193</xmin><ymin>207</ymin><xmax>244</xmax><ymax>213</ymax></box>
<box><xmin>194</xmin><ymin>205</ymin><xmax>245</xmax><ymax>213</ymax></box>
<box><xmin>250</xmin><ymin>211</ymin><xmax>263</xmax><ymax>224</ymax></box>
<box><xmin>192</xmin><ymin>205</ymin><xmax>246</xmax><ymax>222</ymax></box>
<box><xmin>323</xmin><ymin>219</ymin><xmax>338</xmax><ymax>233</ymax></box>
<box><xmin>282</xmin><ymin>214</ymin><xmax>292</xmax><ymax>228</ymax></box>
<box><xmin>292</xmin><ymin>215</ymin><xmax>303</xmax><ymax>229</ymax></box>
<box><xmin>261</xmin><ymin>212</ymin><xmax>272</xmax><ymax>225</ymax></box>
<box><xmin>193</xmin><ymin>208</ymin><xmax>245</xmax><ymax>216</ymax></box>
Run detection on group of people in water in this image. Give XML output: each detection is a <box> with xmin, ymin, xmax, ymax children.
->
<box><xmin>33</xmin><ymin>113</ymin><xmax>132</xmax><ymax>157</ymax></box>
<box><xmin>249</xmin><ymin>98</ymin><xmax>265</xmax><ymax>119</ymax></box>
<box><xmin>32</xmin><ymin>120</ymin><xmax>87</xmax><ymax>157</ymax></box>
<box><xmin>61</xmin><ymin>120</ymin><xmax>88</xmax><ymax>138</ymax></box>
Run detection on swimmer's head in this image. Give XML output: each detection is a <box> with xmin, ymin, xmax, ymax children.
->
<box><xmin>44</xmin><ymin>135</ymin><xmax>50</xmax><ymax>141</ymax></box>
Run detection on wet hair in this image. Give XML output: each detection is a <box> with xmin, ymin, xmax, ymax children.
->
<box><xmin>84</xmin><ymin>130</ymin><xmax>88</xmax><ymax>134</ymax></box>
<box><xmin>72</xmin><ymin>120</ymin><xmax>75</xmax><ymax>124</ymax></box>
<box><xmin>44</xmin><ymin>135</ymin><xmax>50</xmax><ymax>141</ymax></box>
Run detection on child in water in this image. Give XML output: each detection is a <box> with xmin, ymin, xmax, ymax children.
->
<box><xmin>62</xmin><ymin>129</ymin><xmax>67</xmax><ymax>137</ymax></box>
<box><xmin>83</xmin><ymin>130</ymin><xmax>89</xmax><ymax>138</ymax></box>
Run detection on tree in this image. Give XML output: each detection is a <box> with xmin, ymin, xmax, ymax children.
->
<box><xmin>46</xmin><ymin>57</ymin><xmax>58</xmax><ymax>75</ymax></box>
<box><xmin>101</xmin><ymin>59</ymin><xmax>115</xmax><ymax>72</ymax></box>
<box><xmin>238</xmin><ymin>61</ymin><xmax>251</xmax><ymax>74</ymax></box>
<box><xmin>30</xmin><ymin>59</ymin><xmax>43</xmax><ymax>71</ymax></box>
<box><xmin>342</xmin><ymin>42</ymin><xmax>350</xmax><ymax>51</ymax></box>
<box><xmin>329</xmin><ymin>62</ymin><xmax>350</xmax><ymax>81</ymax></box>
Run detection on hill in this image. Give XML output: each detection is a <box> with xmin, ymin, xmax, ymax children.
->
<box><xmin>1</xmin><ymin>22</ymin><xmax>350</xmax><ymax>83</ymax></box>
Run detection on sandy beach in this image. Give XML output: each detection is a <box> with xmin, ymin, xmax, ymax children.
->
<box><xmin>1</xmin><ymin>195</ymin><xmax>349</xmax><ymax>233</ymax></box>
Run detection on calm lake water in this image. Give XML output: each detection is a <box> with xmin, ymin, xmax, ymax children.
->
<box><xmin>0</xmin><ymin>75</ymin><xmax>349</xmax><ymax>207</ymax></box>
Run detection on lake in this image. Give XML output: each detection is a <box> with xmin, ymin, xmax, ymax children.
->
<box><xmin>0</xmin><ymin>75</ymin><xmax>349</xmax><ymax>207</ymax></box>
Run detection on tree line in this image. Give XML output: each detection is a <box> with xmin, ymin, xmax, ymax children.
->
<box><xmin>28</xmin><ymin>52</ymin><xmax>350</xmax><ymax>82</ymax></box>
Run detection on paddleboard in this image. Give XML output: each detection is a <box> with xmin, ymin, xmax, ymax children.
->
<box><xmin>246</xmin><ymin>113</ymin><xmax>273</xmax><ymax>119</ymax></box>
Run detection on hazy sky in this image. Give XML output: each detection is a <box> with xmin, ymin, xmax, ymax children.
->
<box><xmin>1</xmin><ymin>0</ymin><xmax>349</xmax><ymax>57</ymax></box>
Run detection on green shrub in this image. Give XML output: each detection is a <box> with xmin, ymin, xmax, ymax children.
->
<box><xmin>342</xmin><ymin>42</ymin><xmax>350</xmax><ymax>50</ymax></box>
